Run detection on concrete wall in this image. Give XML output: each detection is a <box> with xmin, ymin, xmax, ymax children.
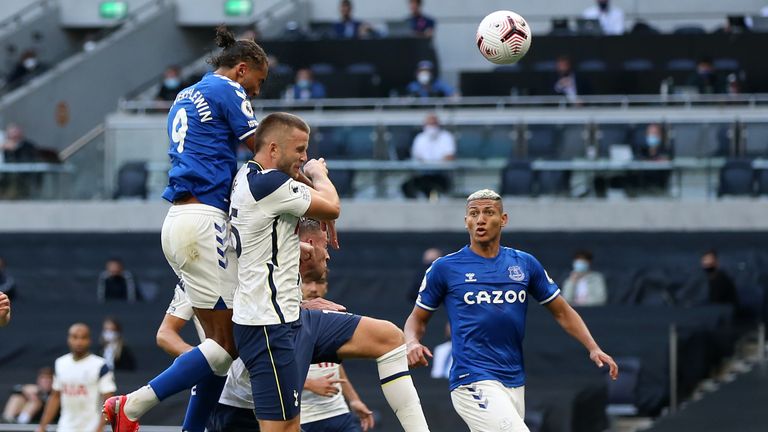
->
<box><xmin>1</xmin><ymin>200</ymin><xmax>767</xmax><ymax>232</ymax></box>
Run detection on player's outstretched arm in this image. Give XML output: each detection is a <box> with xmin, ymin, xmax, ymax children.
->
<box><xmin>339</xmin><ymin>365</ymin><xmax>375</xmax><ymax>431</ymax></box>
<box><xmin>35</xmin><ymin>390</ymin><xmax>60</xmax><ymax>432</ymax></box>
<box><xmin>0</xmin><ymin>292</ymin><xmax>11</xmax><ymax>327</ymax></box>
<box><xmin>156</xmin><ymin>314</ymin><xmax>194</xmax><ymax>357</ymax></box>
<box><xmin>544</xmin><ymin>296</ymin><xmax>619</xmax><ymax>380</ymax></box>
<box><xmin>404</xmin><ymin>306</ymin><xmax>434</xmax><ymax>368</ymax></box>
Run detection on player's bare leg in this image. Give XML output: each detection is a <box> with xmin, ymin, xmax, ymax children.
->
<box><xmin>337</xmin><ymin>317</ymin><xmax>431</xmax><ymax>432</ymax></box>
<box><xmin>258</xmin><ymin>416</ymin><xmax>301</xmax><ymax>432</ymax></box>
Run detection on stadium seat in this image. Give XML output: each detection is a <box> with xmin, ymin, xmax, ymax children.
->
<box><xmin>669</xmin><ymin>123</ymin><xmax>728</xmax><ymax>158</ymax></box>
<box><xmin>672</xmin><ymin>25</ymin><xmax>706</xmax><ymax>34</ymax></box>
<box><xmin>315</xmin><ymin>126</ymin><xmax>347</xmax><ymax>159</ymax></box>
<box><xmin>310</xmin><ymin>63</ymin><xmax>335</xmax><ymax>76</ymax></box>
<box><xmin>558</xmin><ymin>125</ymin><xmax>587</xmax><ymax>159</ymax></box>
<box><xmin>525</xmin><ymin>125</ymin><xmax>559</xmax><ymax>159</ymax></box>
<box><xmin>713</xmin><ymin>58</ymin><xmax>740</xmax><ymax>71</ymax></box>
<box><xmin>666</xmin><ymin>58</ymin><xmax>697</xmax><ymax>71</ymax></box>
<box><xmin>718</xmin><ymin>159</ymin><xmax>755</xmax><ymax>197</ymax></box>
<box><xmin>114</xmin><ymin>161</ymin><xmax>148</xmax><ymax>200</ymax></box>
<box><xmin>622</xmin><ymin>58</ymin><xmax>654</xmax><ymax>71</ymax></box>
<box><xmin>345</xmin><ymin>63</ymin><xmax>377</xmax><ymax>75</ymax></box>
<box><xmin>342</xmin><ymin>126</ymin><xmax>377</xmax><ymax>159</ymax></box>
<box><xmin>758</xmin><ymin>170</ymin><xmax>768</xmax><ymax>195</ymax></box>
<box><xmin>455</xmin><ymin>126</ymin><xmax>486</xmax><ymax>159</ymax></box>
<box><xmin>606</xmin><ymin>357</ymin><xmax>642</xmax><ymax>416</ymax></box>
<box><xmin>485</xmin><ymin>126</ymin><xmax>516</xmax><ymax>159</ymax></box>
<box><xmin>532</xmin><ymin>60</ymin><xmax>557</xmax><ymax>72</ymax></box>
<box><xmin>596</xmin><ymin>124</ymin><xmax>630</xmax><ymax>158</ymax></box>
<box><xmin>328</xmin><ymin>169</ymin><xmax>355</xmax><ymax>198</ymax></box>
<box><xmin>500</xmin><ymin>161</ymin><xmax>533</xmax><ymax>196</ymax></box>
<box><xmin>740</xmin><ymin>123</ymin><xmax>768</xmax><ymax>157</ymax></box>
<box><xmin>384</xmin><ymin>125</ymin><xmax>419</xmax><ymax>160</ymax></box>
<box><xmin>577</xmin><ymin>59</ymin><xmax>608</xmax><ymax>72</ymax></box>
<box><xmin>537</xmin><ymin>170</ymin><xmax>571</xmax><ymax>196</ymax></box>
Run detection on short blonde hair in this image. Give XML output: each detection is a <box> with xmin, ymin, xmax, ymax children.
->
<box><xmin>466</xmin><ymin>189</ymin><xmax>501</xmax><ymax>202</ymax></box>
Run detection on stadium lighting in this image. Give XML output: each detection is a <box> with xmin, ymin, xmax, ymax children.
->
<box><xmin>224</xmin><ymin>0</ymin><xmax>253</xmax><ymax>17</ymax></box>
<box><xmin>99</xmin><ymin>1</ymin><xmax>128</xmax><ymax>20</ymax></box>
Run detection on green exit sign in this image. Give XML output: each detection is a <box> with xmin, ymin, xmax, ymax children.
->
<box><xmin>224</xmin><ymin>0</ymin><xmax>253</xmax><ymax>16</ymax></box>
<box><xmin>99</xmin><ymin>1</ymin><xmax>128</xmax><ymax>20</ymax></box>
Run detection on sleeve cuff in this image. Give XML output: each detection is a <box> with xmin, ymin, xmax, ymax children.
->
<box><xmin>239</xmin><ymin>128</ymin><xmax>257</xmax><ymax>141</ymax></box>
<box><xmin>416</xmin><ymin>300</ymin><xmax>438</xmax><ymax>311</ymax></box>
<box><xmin>539</xmin><ymin>289</ymin><xmax>561</xmax><ymax>305</ymax></box>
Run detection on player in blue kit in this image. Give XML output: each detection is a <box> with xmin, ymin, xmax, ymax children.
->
<box><xmin>104</xmin><ymin>26</ymin><xmax>268</xmax><ymax>432</ymax></box>
<box><xmin>404</xmin><ymin>189</ymin><xmax>618</xmax><ymax>432</ymax></box>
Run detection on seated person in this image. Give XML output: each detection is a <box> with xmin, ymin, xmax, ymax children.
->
<box><xmin>334</xmin><ymin>0</ymin><xmax>373</xmax><ymax>39</ymax></box>
<box><xmin>156</xmin><ymin>65</ymin><xmax>186</xmax><ymax>101</ymax></box>
<box><xmin>406</xmin><ymin>0</ymin><xmax>435</xmax><ymax>37</ymax></box>
<box><xmin>633</xmin><ymin>123</ymin><xmax>671</xmax><ymax>192</ymax></box>
<box><xmin>401</xmin><ymin>113</ymin><xmax>455</xmax><ymax>199</ymax></box>
<box><xmin>2</xmin><ymin>367</ymin><xmax>53</xmax><ymax>424</ymax></box>
<box><xmin>96</xmin><ymin>258</ymin><xmax>138</xmax><ymax>302</ymax></box>
<box><xmin>287</xmin><ymin>68</ymin><xmax>327</xmax><ymax>100</ymax></box>
<box><xmin>686</xmin><ymin>58</ymin><xmax>722</xmax><ymax>94</ymax></box>
<box><xmin>582</xmin><ymin>0</ymin><xmax>625</xmax><ymax>35</ymax></box>
<box><xmin>561</xmin><ymin>250</ymin><xmax>607</xmax><ymax>306</ymax></box>
<box><xmin>406</xmin><ymin>60</ymin><xmax>454</xmax><ymax>98</ymax></box>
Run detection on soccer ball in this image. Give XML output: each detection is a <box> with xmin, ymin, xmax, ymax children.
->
<box><xmin>476</xmin><ymin>10</ymin><xmax>532</xmax><ymax>65</ymax></box>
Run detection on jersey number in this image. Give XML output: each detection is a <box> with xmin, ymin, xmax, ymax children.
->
<box><xmin>229</xmin><ymin>208</ymin><xmax>242</xmax><ymax>258</ymax></box>
<box><xmin>171</xmin><ymin>108</ymin><xmax>188</xmax><ymax>153</ymax></box>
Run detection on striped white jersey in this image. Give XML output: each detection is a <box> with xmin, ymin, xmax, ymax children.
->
<box><xmin>52</xmin><ymin>353</ymin><xmax>116</xmax><ymax>432</ymax></box>
<box><xmin>230</xmin><ymin>161</ymin><xmax>311</xmax><ymax>326</ymax></box>
<box><xmin>301</xmin><ymin>362</ymin><xmax>350</xmax><ymax>424</ymax></box>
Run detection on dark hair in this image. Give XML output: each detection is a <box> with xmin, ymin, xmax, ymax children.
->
<box><xmin>103</xmin><ymin>316</ymin><xmax>123</xmax><ymax>333</ymax></box>
<box><xmin>208</xmin><ymin>25</ymin><xmax>268</xmax><ymax>70</ymax></box>
<box><xmin>252</xmin><ymin>112</ymin><xmax>310</xmax><ymax>152</ymax></box>
<box><xmin>573</xmin><ymin>249</ymin><xmax>594</xmax><ymax>262</ymax></box>
<box><xmin>38</xmin><ymin>367</ymin><xmax>53</xmax><ymax>377</ymax></box>
<box><xmin>340</xmin><ymin>0</ymin><xmax>352</xmax><ymax>7</ymax></box>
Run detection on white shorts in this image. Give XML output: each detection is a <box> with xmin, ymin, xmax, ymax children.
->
<box><xmin>161</xmin><ymin>204</ymin><xmax>237</xmax><ymax>310</ymax></box>
<box><xmin>451</xmin><ymin>380</ymin><xmax>528</xmax><ymax>432</ymax></box>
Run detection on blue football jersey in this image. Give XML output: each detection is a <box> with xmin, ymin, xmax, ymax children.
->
<box><xmin>162</xmin><ymin>73</ymin><xmax>259</xmax><ymax>212</ymax></box>
<box><xmin>416</xmin><ymin>246</ymin><xmax>560</xmax><ymax>390</ymax></box>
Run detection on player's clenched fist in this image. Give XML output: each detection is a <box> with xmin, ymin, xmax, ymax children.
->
<box><xmin>0</xmin><ymin>292</ymin><xmax>10</xmax><ymax>327</ymax></box>
<box><xmin>406</xmin><ymin>340</ymin><xmax>432</xmax><ymax>368</ymax></box>
<box><xmin>303</xmin><ymin>158</ymin><xmax>329</xmax><ymax>180</ymax></box>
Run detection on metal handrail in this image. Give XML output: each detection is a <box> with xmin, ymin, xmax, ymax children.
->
<box><xmin>59</xmin><ymin>123</ymin><xmax>105</xmax><ymax>161</ymax></box>
<box><xmin>0</xmin><ymin>0</ymin><xmax>53</xmax><ymax>35</ymax></box>
<box><xmin>118</xmin><ymin>93</ymin><xmax>768</xmax><ymax>113</ymax></box>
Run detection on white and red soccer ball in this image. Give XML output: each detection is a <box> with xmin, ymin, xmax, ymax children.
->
<box><xmin>476</xmin><ymin>10</ymin><xmax>532</xmax><ymax>65</ymax></box>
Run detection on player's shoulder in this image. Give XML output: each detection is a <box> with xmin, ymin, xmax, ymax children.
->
<box><xmin>429</xmin><ymin>247</ymin><xmax>468</xmax><ymax>272</ymax></box>
<box><xmin>55</xmin><ymin>353</ymin><xmax>73</xmax><ymax>365</ymax></box>
<box><xmin>202</xmin><ymin>73</ymin><xmax>247</xmax><ymax>98</ymax></box>
<box><xmin>246</xmin><ymin>165</ymin><xmax>292</xmax><ymax>201</ymax></box>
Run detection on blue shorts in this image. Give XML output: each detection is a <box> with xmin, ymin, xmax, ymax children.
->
<box><xmin>234</xmin><ymin>309</ymin><xmax>362</xmax><ymax>421</ymax></box>
<box><xmin>303</xmin><ymin>412</ymin><xmax>360</xmax><ymax>432</ymax></box>
<box><xmin>207</xmin><ymin>403</ymin><xmax>260</xmax><ymax>432</ymax></box>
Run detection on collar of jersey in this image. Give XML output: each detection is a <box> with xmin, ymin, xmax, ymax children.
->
<box><xmin>247</xmin><ymin>160</ymin><xmax>264</xmax><ymax>171</ymax></box>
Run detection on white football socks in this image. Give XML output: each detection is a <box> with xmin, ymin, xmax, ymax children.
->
<box><xmin>124</xmin><ymin>385</ymin><xmax>159</xmax><ymax>421</ymax></box>
<box><xmin>377</xmin><ymin>344</ymin><xmax>431</xmax><ymax>432</ymax></box>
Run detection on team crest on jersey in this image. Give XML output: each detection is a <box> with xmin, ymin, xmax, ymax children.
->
<box><xmin>508</xmin><ymin>266</ymin><xmax>525</xmax><ymax>281</ymax></box>
<box><xmin>465</xmin><ymin>273</ymin><xmax>477</xmax><ymax>282</ymax></box>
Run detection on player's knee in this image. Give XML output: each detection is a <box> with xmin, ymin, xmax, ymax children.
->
<box><xmin>375</xmin><ymin>320</ymin><xmax>405</xmax><ymax>351</ymax></box>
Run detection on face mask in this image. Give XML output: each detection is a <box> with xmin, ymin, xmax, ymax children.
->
<box><xmin>297</xmin><ymin>79</ymin><xmax>310</xmax><ymax>88</ymax></box>
<box><xmin>164</xmin><ymin>78</ymin><xmax>181</xmax><ymax>89</ymax></box>
<box><xmin>424</xmin><ymin>125</ymin><xmax>439</xmax><ymax>138</ymax></box>
<box><xmin>102</xmin><ymin>330</ymin><xmax>118</xmax><ymax>343</ymax></box>
<box><xmin>417</xmin><ymin>71</ymin><xmax>431</xmax><ymax>85</ymax></box>
<box><xmin>573</xmin><ymin>259</ymin><xmax>590</xmax><ymax>273</ymax></box>
<box><xmin>646</xmin><ymin>135</ymin><xmax>661</xmax><ymax>148</ymax></box>
<box><xmin>23</xmin><ymin>57</ymin><xmax>37</xmax><ymax>70</ymax></box>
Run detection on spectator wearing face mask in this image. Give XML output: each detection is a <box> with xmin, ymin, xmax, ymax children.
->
<box><xmin>99</xmin><ymin>317</ymin><xmax>136</xmax><ymax>371</ymax></box>
<box><xmin>582</xmin><ymin>0</ymin><xmax>625</xmax><ymax>35</ymax></box>
<box><xmin>287</xmin><ymin>68</ymin><xmax>326</xmax><ymax>100</ymax></box>
<box><xmin>700</xmin><ymin>250</ymin><xmax>739</xmax><ymax>307</ymax></box>
<box><xmin>562</xmin><ymin>250</ymin><xmax>607</xmax><ymax>306</ymax></box>
<box><xmin>406</xmin><ymin>60</ymin><xmax>454</xmax><ymax>99</ymax></box>
<box><xmin>156</xmin><ymin>65</ymin><xmax>185</xmax><ymax>101</ymax></box>
<box><xmin>6</xmin><ymin>50</ymin><xmax>46</xmax><ymax>89</ymax></box>
<box><xmin>96</xmin><ymin>258</ymin><xmax>138</xmax><ymax>302</ymax></box>
<box><xmin>401</xmin><ymin>113</ymin><xmax>456</xmax><ymax>199</ymax></box>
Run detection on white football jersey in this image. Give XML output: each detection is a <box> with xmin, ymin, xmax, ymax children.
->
<box><xmin>301</xmin><ymin>362</ymin><xmax>350</xmax><ymax>424</ymax></box>
<box><xmin>166</xmin><ymin>283</ymin><xmax>206</xmax><ymax>342</ymax></box>
<box><xmin>52</xmin><ymin>353</ymin><xmax>116</xmax><ymax>432</ymax></box>
<box><xmin>218</xmin><ymin>358</ymin><xmax>254</xmax><ymax>409</ymax></box>
<box><xmin>230</xmin><ymin>161</ymin><xmax>311</xmax><ymax>326</ymax></box>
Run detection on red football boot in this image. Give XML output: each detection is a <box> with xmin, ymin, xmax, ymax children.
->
<box><xmin>103</xmin><ymin>395</ymin><xmax>140</xmax><ymax>432</ymax></box>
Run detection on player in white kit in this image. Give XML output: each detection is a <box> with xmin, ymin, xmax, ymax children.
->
<box><xmin>36</xmin><ymin>323</ymin><xmax>116</xmax><ymax>432</ymax></box>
